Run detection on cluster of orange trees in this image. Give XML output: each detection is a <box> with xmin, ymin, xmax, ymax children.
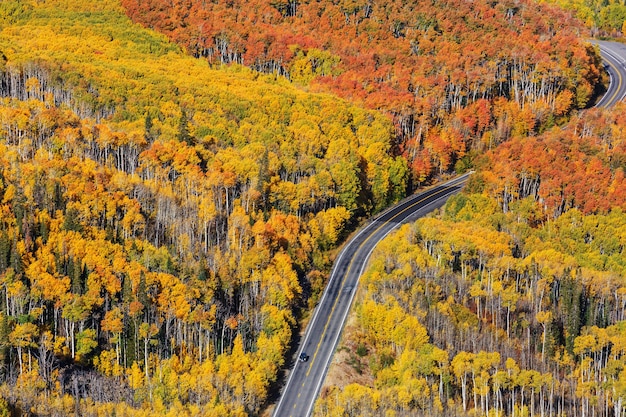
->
<box><xmin>122</xmin><ymin>0</ymin><xmax>602</xmax><ymax>183</ymax></box>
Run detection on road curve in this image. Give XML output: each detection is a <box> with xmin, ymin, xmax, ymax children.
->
<box><xmin>272</xmin><ymin>40</ymin><xmax>625</xmax><ymax>417</ymax></box>
<box><xmin>591</xmin><ymin>40</ymin><xmax>626</xmax><ymax>108</ymax></box>
<box><xmin>272</xmin><ymin>173</ymin><xmax>471</xmax><ymax>417</ymax></box>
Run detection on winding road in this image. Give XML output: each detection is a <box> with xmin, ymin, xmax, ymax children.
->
<box><xmin>272</xmin><ymin>40</ymin><xmax>626</xmax><ymax>417</ymax></box>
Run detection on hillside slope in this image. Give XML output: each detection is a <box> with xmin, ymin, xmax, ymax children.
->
<box><xmin>316</xmin><ymin>105</ymin><xmax>626</xmax><ymax>416</ymax></box>
<box><xmin>0</xmin><ymin>1</ymin><xmax>406</xmax><ymax>415</ymax></box>
<box><xmin>122</xmin><ymin>0</ymin><xmax>603</xmax><ymax>183</ymax></box>
<box><xmin>0</xmin><ymin>0</ymin><xmax>611</xmax><ymax>416</ymax></box>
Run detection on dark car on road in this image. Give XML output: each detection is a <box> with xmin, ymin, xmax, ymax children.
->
<box><xmin>299</xmin><ymin>352</ymin><xmax>309</xmax><ymax>362</ymax></box>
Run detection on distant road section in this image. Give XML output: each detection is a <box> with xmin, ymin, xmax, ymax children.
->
<box><xmin>592</xmin><ymin>40</ymin><xmax>626</xmax><ymax>108</ymax></box>
<box><xmin>272</xmin><ymin>173</ymin><xmax>471</xmax><ymax>417</ymax></box>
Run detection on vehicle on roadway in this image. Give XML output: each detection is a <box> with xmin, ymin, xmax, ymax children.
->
<box><xmin>299</xmin><ymin>352</ymin><xmax>309</xmax><ymax>362</ymax></box>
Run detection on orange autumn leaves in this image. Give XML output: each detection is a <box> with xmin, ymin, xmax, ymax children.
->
<box><xmin>481</xmin><ymin>105</ymin><xmax>626</xmax><ymax>217</ymax></box>
<box><xmin>123</xmin><ymin>0</ymin><xmax>601</xmax><ymax>182</ymax></box>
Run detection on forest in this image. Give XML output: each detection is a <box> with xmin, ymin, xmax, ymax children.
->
<box><xmin>0</xmin><ymin>0</ymin><xmax>619</xmax><ymax>416</ymax></box>
<box><xmin>121</xmin><ymin>0</ymin><xmax>603</xmax><ymax>184</ymax></box>
<box><xmin>0</xmin><ymin>1</ymin><xmax>407</xmax><ymax>415</ymax></box>
<box><xmin>315</xmin><ymin>106</ymin><xmax>626</xmax><ymax>416</ymax></box>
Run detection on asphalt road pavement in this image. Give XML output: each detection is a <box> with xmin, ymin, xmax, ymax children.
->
<box><xmin>592</xmin><ymin>40</ymin><xmax>626</xmax><ymax>108</ymax></box>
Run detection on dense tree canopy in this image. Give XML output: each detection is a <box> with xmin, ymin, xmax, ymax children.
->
<box><xmin>121</xmin><ymin>0</ymin><xmax>603</xmax><ymax>184</ymax></box>
<box><xmin>317</xmin><ymin>104</ymin><xmax>626</xmax><ymax>417</ymax></box>
<box><xmin>541</xmin><ymin>0</ymin><xmax>626</xmax><ymax>36</ymax></box>
<box><xmin>478</xmin><ymin>106</ymin><xmax>626</xmax><ymax>217</ymax></box>
<box><xmin>0</xmin><ymin>0</ymin><xmax>407</xmax><ymax>415</ymax></box>
<box><xmin>0</xmin><ymin>0</ymin><xmax>613</xmax><ymax>416</ymax></box>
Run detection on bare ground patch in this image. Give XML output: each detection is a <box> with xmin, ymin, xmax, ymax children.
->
<box><xmin>320</xmin><ymin>309</ymin><xmax>374</xmax><ymax>398</ymax></box>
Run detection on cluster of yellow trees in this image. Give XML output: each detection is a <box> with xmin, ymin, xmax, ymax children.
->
<box><xmin>542</xmin><ymin>0</ymin><xmax>626</xmax><ymax>35</ymax></box>
<box><xmin>318</xmin><ymin>208</ymin><xmax>626</xmax><ymax>415</ymax></box>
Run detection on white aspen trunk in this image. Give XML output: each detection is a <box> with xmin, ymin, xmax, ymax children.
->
<box><xmin>70</xmin><ymin>321</ymin><xmax>75</xmax><ymax>358</ymax></box>
<box><xmin>17</xmin><ymin>346</ymin><xmax>23</xmax><ymax>375</ymax></box>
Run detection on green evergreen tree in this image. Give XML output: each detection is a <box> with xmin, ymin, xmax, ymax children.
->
<box><xmin>0</xmin><ymin>231</ymin><xmax>10</xmax><ymax>272</ymax></box>
<box><xmin>62</xmin><ymin>208</ymin><xmax>83</xmax><ymax>233</ymax></box>
<box><xmin>177</xmin><ymin>109</ymin><xmax>193</xmax><ymax>145</ymax></box>
<box><xmin>144</xmin><ymin>113</ymin><xmax>155</xmax><ymax>143</ymax></box>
